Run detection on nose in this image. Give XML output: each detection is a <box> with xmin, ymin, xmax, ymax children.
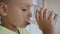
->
<box><xmin>28</xmin><ymin>11</ymin><xmax>32</xmax><ymax>18</ymax></box>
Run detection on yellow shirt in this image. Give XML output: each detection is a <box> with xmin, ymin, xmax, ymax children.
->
<box><xmin>0</xmin><ymin>25</ymin><xmax>29</xmax><ymax>34</ymax></box>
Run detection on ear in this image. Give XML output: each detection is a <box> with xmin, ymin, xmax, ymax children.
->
<box><xmin>0</xmin><ymin>2</ymin><xmax>8</xmax><ymax>16</ymax></box>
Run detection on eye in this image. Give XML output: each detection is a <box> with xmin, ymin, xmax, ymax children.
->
<box><xmin>22</xmin><ymin>9</ymin><xmax>27</xmax><ymax>11</ymax></box>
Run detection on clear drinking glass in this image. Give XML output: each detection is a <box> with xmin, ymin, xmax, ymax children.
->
<box><xmin>26</xmin><ymin>4</ymin><xmax>58</xmax><ymax>34</ymax></box>
<box><xmin>30</xmin><ymin>4</ymin><xmax>58</xmax><ymax>25</ymax></box>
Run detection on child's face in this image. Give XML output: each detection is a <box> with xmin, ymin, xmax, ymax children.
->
<box><xmin>7</xmin><ymin>0</ymin><xmax>32</xmax><ymax>28</ymax></box>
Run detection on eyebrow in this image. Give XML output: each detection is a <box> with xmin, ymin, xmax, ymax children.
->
<box><xmin>27</xmin><ymin>4</ymin><xmax>39</xmax><ymax>7</ymax></box>
<box><xmin>22</xmin><ymin>4</ymin><xmax>32</xmax><ymax>9</ymax></box>
<box><xmin>23</xmin><ymin>3</ymin><xmax>39</xmax><ymax>9</ymax></box>
<box><xmin>26</xmin><ymin>4</ymin><xmax>38</xmax><ymax>7</ymax></box>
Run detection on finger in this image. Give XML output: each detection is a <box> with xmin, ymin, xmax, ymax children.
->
<box><xmin>43</xmin><ymin>8</ymin><xmax>48</xmax><ymax>19</ymax></box>
<box><xmin>39</xmin><ymin>8</ymin><xmax>44</xmax><ymax>20</ymax></box>
<box><xmin>35</xmin><ymin>9</ymin><xmax>40</xmax><ymax>21</ymax></box>
<box><xmin>48</xmin><ymin>11</ymin><xmax>54</xmax><ymax>20</ymax></box>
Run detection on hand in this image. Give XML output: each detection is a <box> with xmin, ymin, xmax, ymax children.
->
<box><xmin>35</xmin><ymin>8</ymin><xmax>55</xmax><ymax>34</ymax></box>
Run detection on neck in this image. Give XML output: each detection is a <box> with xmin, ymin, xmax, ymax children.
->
<box><xmin>1</xmin><ymin>17</ymin><xmax>19</xmax><ymax>33</ymax></box>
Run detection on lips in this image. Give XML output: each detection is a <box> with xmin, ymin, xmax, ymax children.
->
<box><xmin>25</xmin><ymin>20</ymin><xmax>30</xmax><ymax>25</ymax></box>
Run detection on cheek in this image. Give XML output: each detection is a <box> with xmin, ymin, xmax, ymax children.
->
<box><xmin>7</xmin><ymin>8</ymin><xmax>25</xmax><ymax>25</ymax></box>
<box><xmin>24</xmin><ymin>11</ymin><xmax>28</xmax><ymax>15</ymax></box>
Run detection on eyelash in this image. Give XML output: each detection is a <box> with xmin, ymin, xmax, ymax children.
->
<box><xmin>22</xmin><ymin>9</ymin><xmax>28</xmax><ymax>11</ymax></box>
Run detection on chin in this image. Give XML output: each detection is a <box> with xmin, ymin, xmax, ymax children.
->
<box><xmin>22</xmin><ymin>25</ymin><xmax>28</xmax><ymax>28</ymax></box>
<box><xmin>17</xmin><ymin>25</ymin><xmax>27</xmax><ymax>28</ymax></box>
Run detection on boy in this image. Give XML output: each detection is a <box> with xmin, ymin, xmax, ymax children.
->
<box><xmin>0</xmin><ymin>0</ymin><xmax>55</xmax><ymax>34</ymax></box>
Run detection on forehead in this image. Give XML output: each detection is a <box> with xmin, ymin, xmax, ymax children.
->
<box><xmin>12</xmin><ymin>0</ymin><xmax>32</xmax><ymax>5</ymax></box>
